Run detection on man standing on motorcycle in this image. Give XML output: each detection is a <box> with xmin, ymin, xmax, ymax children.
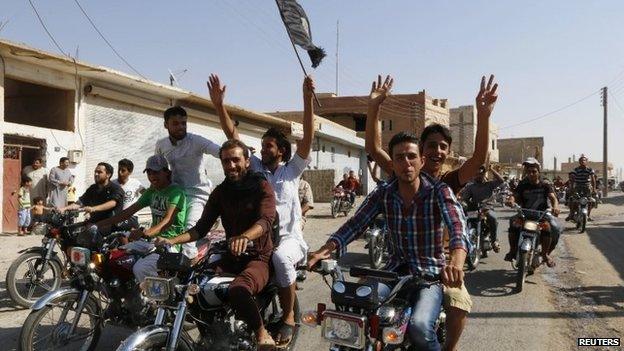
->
<box><xmin>504</xmin><ymin>158</ymin><xmax>562</xmax><ymax>268</ymax></box>
<box><xmin>96</xmin><ymin>155</ymin><xmax>188</xmax><ymax>282</ymax></box>
<box><xmin>209</xmin><ymin>74</ymin><xmax>314</xmax><ymax>347</ymax></box>
<box><xmin>308</xmin><ymin>131</ymin><xmax>469</xmax><ymax>351</ymax></box>
<box><xmin>364</xmin><ymin>74</ymin><xmax>498</xmax><ymax>351</ymax></box>
<box><xmin>155</xmin><ymin>106</ymin><xmax>222</xmax><ymax>260</ymax></box>
<box><xmin>458</xmin><ymin>165</ymin><xmax>504</xmax><ymax>252</ymax></box>
<box><xmin>567</xmin><ymin>155</ymin><xmax>597</xmax><ymax>221</ymax></box>
<box><xmin>157</xmin><ymin>139</ymin><xmax>278</xmax><ymax>349</ymax></box>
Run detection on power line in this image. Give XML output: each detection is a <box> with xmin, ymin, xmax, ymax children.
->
<box><xmin>27</xmin><ymin>0</ymin><xmax>67</xmax><ymax>56</ymax></box>
<box><xmin>499</xmin><ymin>89</ymin><xmax>600</xmax><ymax>130</ymax></box>
<box><xmin>72</xmin><ymin>0</ymin><xmax>146</xmax><ymax>79</ymax></box>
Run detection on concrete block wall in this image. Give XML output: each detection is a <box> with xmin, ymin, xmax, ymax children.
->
<box><xmin>303</xmin><ymin>169</ymin><xmax>335</xmax><ymax>203</ymax></box>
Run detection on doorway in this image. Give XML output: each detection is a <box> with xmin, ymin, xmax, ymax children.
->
<box><xmin>2</xmin><ymin>136</ymin><xmax>47</xmax><ymax>233</ymax></box>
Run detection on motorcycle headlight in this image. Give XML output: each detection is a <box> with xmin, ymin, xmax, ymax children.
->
<box><xmin>143</xmin><ymin>277</ymin><xmax>174</xmax><ymax>301</ymax></box>
<box><xmin>31</xmin><ymin>223</ymin><xmax>49</xmax><ymax>236</ymax></box>
<box><xmin>523</xmin><ymin>221</ymin><xmax>539</xmax><ymax>231</ymax></box>
<box><xmin>333</xmin><ymin>282</ymin><xmax>346</xmax><ymax>294</ymax></box>
<box><xmin>580</xmin><ymin>197</ymin><xmax>588</xmax><ymax>205</ymax></box>
<box><xmin>355</xmin><ymin>285</ymin><xmax>372</xmax><ymax>298</ymax></box>
<box><xmin>70</xmin><ymin>247</ymin><xmax>91</xmax><ymax>267</ymax></box>
<box><xmin>321</xmin><ymin>310</ymin><xmax>366</xmax><ymax>349</ymax></box>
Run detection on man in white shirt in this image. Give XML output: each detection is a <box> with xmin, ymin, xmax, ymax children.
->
<box><xmin>209</xmin><ymin>73</ymin><xmax>315</xmax><ymax>347</ymax></box>
<box><xmin>22</xmin><ymin>158</ymin><xmax>48</xmax><ymax>204</ymax></box>
<box><xmin>155</xmin><ymin>106</ymin><xmax>221</xmax><ymax>258</ymax></box>
<box><xmin>112</xmin><ymin>158</ymin><xmax>146</xmax><ymax>229</ymax></box>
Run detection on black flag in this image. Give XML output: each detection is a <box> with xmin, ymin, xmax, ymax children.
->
<box><xmin>276</xmin><ymin>0</ymin><xmax>326</xmax><ymax>68</ymax></box>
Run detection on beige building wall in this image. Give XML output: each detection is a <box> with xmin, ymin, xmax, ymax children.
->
<box><xmin>449</xmin><ymin>105</ymin><xmax>499</xmax><ymax>162</ymax></box>
<box><xmin>498</xmin><ymin>137</ymin><xmax>544</xmax><ymax>165</ymax></box>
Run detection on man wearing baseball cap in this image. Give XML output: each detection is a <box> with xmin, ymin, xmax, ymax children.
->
<box><xmin>96</xmin><ymin>154</ymin><xmax>188</xmax><ymax>282</ymax></box>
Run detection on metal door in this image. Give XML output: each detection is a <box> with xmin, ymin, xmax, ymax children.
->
<box><xmin>3</xmin><ymin>145</ymin><xmax>21</xmax><ymax>233</ymax></box>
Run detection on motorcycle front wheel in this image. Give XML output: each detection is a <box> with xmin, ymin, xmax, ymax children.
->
<box><xmin>6</xmin><ymin>252</ymin><xmax>63</xmax><ymax>308</ymax></box>
<box><xmin>368</xmin><ymin>232</ymin><xmax>386</xmax><ymax>269</ymax></box>
<box><xmin>331</xmin><ymin>200</ymin><xmax>339</xmax><ymax>218</ymax></box>
<box><xmin>465</xmin><ymin>228</ymin><xmax>481</xmax><ymax>271</ymax></box>
<box><xmin>19</xmin><ymin>291</ymin><xmax>101</xmax><ymax>351</ymax></box>
<box><xmin>515</xmin><ymin>251</ymin><xmax>529</xmax><ymax>293</ymax></box>
<box><xmin>579</xmin><ymin>213</ymin><xmax>587</xmax><ymax>233</ymax></box>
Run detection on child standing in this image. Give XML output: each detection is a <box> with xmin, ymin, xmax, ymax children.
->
<box><xmin>17</xmin><ymin>177</ymin><xmax>32</xmax><ymax>235</ymax></box>
<box><xmin>31</xmin><ymin>197</ymin><xmax>50</xmax><ymax>224</ymax></box>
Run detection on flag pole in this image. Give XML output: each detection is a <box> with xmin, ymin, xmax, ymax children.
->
<box><xmin>274</xmin><ymin>0</ymin><xmax>322</xmax><ymax>107</ymax></box>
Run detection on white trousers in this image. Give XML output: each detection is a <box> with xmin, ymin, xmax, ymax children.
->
<box><xmin>272</xmin><ymin>237</ymin><xmax>305</xmax><ymax>288</ymax></box>
<box><xmin>181</xmin><ymin>195</ymin><xmax>207</xmax><ymax>259</ymax></box>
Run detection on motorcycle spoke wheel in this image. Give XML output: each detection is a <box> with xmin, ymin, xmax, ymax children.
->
<box><xmin>20</xmin><ymin>292</ymin><xmax>101</xmax><ymax>351</ymax></box>
<box><xmin>7</xmin><ymin>252</ymin><xmax>62</xmax><ymax>308</ymax></box>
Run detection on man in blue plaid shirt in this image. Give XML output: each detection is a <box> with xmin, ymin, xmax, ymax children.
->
<box><xmin>308</xmin><ymin>132</ymin><xmax>470</xmax><ymax>351</ymax></box>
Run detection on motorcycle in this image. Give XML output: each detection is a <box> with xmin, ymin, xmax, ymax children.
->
<box><xmin>509</xmin><ymin>206</ymin><xmax>551</xmax><ymax>292</ymax></box>
<box><xmin>572</xmin><ymin>193</ymin><xmax>593</xmax><ymax>233</ymax></box>
<box><xmin>301</xmin><ymin>260</ymin><xmax>446</xmax><ymax>350</ymax></box>
<box><xmin>463</xmin><ymin>202</ymin><xmax>493</xmax><ymax>270</ymax></box>
<box><xmin>493</xmin><ymin>187</ymin><xmax>511</xmax><ymax>207</ymax></box>
<box><xmin>365</xmin><ymin>215</ymin><xmax>391</xmax><ymax>270</ymax></box>
<box><xmin>117</xmin><ymin>239</ymin><xmax>302</xmax><ymax>351</ymax></box>
<box><xmin>18</xmin><ymin>227</ymin><xmax>164</xmax><ymax>351</ymax></box>
<box><xmin>554</xmin><ymin>186</ymin><xmax>566</xmax><ymax>204</ymax></box>
<box><xmin>6</xmin><ymin>209</ymin><xmax>84</xmax><ymax>308</ymax></box>
<box><xmin>331</xmin><ymin>186</ymin><xmax>354</xmax><ymax>218</ymax></box>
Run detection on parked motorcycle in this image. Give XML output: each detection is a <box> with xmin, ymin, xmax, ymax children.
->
<box><xmin>331</xmin><ymin>186</ymin><xmax>354</xmax><ymax>218</ymax></box>
<box><xmin>6</xmin><ymin>209</ymin><xmax>84</xmax><ymax>308</ymax></box>
<box><xmin>301</xmin><ymin>260</ymin><xmax>445</xmax><ymax>350</ymax></box>
<box><xmin>18</xmin><ymin>227</ymin><xmax>160</xmax><ymax>350</ymax></box>
<box><xmin>463</xmin><ymin>202</ymin><xmax>493</xmax><ymax>270</ymax></box>
<box><xmin>365</xmin><ymin>215</ymin><xmax>391</xmax><ymax>269</ymax></box>
<box><xmin>509</xmin><ymin>206</ymin><xmax>551</xmax><ymax>292</ymax></box>
<box><xmin>117</xmin><ymin>239</ymin><xmax>301</xmax><ymax>351</ymax></box>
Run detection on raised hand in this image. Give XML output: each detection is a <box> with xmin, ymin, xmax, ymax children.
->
<box><xmin>476</xmin><ymin>74</ymin><xmax>498</xmax><ymax>118</ymax></box>
<box><xmin>303</xmin><ymin>75</ymin><xmax>315</xmax><ymax>100</ymax></box>
<box><xmin>369</xmin><ymin>74</ymin><xmax>394</xmax><ymax>107</ymax></box>
<box><xmin>207</xmin><ymin>74</ymin><xmax>226</xmax><ymax>107</ymax></box>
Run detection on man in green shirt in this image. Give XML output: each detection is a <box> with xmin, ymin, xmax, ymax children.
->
<box><xmin>96</xmin><ymin>154</ymin><xmax>187</xmax><ymax>282</ymax></box>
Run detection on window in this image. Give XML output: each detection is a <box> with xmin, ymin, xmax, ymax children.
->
<box><xmin>348</xmin><ymin>150</ymin><xmax>351</xmax><ymax>158</ymax></box>
<box><xmin>331</xmin><ymin>147</ymin><xmax>336</xmax><ymax>163</ymax></box>
<box><xmin>381</xmin><ymin>120</ymin><xmax>385</xmax><ymax>131</ymax></box>
<box><xmin>389</xmin><ymin>119</ymin><xmax>393</xmax><ymax>131</ymax></box>
<box><xmin>491</xmin><ymin>140</ymin><xmax>495</xmax><ymax>150</ymax></box>
<box><xmin>322</xmin><ymin>145</ymin><xmax>326</xmax><ymax>152</ymax></box>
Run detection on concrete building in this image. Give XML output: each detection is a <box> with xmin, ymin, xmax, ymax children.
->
<box><xmin>560</xmin><ymin>161</ymin><xmax>614</xmax><ymax>179</ymax></box>
<box><xmin>497</xmin><ymin>137</ymin><xmax>544</xmax><ymax>166</ymax></box>
<box><xmin>449</xmin><ymin>105</ymin><xmax>499</xmax><ymax>162</ymax></box>
<box><xmin>0</xmin><ymin>39</ymin><xmax>369</xmax><ymax>233</ymax></box>
<box><xmin>310</xmin><ymin>91</ymin><xmax>450</xmax><ymax>150</ymax></box>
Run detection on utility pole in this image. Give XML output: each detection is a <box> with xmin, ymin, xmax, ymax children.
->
<box><xmin>335</xmin><ymin>19</ymin><xmax>339</xmax><ymax>96</ymax></box>
<box><xmin>602</xmin><ymin>86</ymin><xmax>608</xmax><ymax>197</ymax></box>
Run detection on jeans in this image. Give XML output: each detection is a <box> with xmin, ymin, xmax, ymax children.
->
<box><xmin>486</xmin><ymin>210</ymin><xmax>498</xmax><ymax>242</ymax></box>
<box><xmin>18</xmin><ymin>209</ymin><xmax>31</xmax><ymax>227</ymax></box>
<box><xmin>408</xmin><ymin>283</ymin><xmax>443</xmax><ymax>351</ymax></box>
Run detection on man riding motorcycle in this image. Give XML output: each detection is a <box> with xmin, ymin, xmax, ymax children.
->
<box><xmin>156</xmin><ymin>139</ymin><xmax>278</xmax><ymax>350</ymax></box>
<box><xmin>364</xmin><ymin>74</ymin><xmax>498</xmax><ymax>351</ymax></box>
<box><xmin>458</xmin><ymin>165</ymin><xmax>504</xmax><ymax>253</ymax></box>
<box><xmin>505</xmin><ymin>158</ymin><xmax>562</xmax><ymax>268</ymax></box>
<box><xmin>308</xmin><ymin>132</ymin><xmax>470</xmax><ymax>351</ymax></box>
<box><xmin>95</xmin><ymin>155</ymin><xmax>188</xmax><ymax>282</ymax></box>
<box><xmin>567</xmin><ymin>155</ymin><xmax>597</xmax><ymax>221</ymax></box>
<box><xmin>210</xmin><ymin>74</ymin><xmax>315</xmax><ymax>347</ymax></box>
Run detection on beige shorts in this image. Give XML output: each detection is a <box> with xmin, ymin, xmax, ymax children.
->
<box><xmin>443</xmin><ymin>283</ymin><xmax>472</xmax><ymax>313</ymax></box>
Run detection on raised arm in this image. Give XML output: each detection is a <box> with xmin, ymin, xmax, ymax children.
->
<box><xmin>208</xmin><ymin>74</ymin><xmax>239</xmax><ymax>140</ymax></box>
<box><xmin>365</xmin><ymin>75</ymin><xmax>394</xmax><ymax>175</ymax></box>
<box><xmin>296</xmin><ymin>76</ymin><xmax>316</xmax><ymax>159</ymax></box>
<box><xmin>490</xmin><ymin>165</ymin><xmax>504</xmax><ymax>183</ymax></box>
<box><xmin>95</xmin><ymin>202</ymin><xmax>142</xmax><ymax>230</ymax></box>
<box><xmin>457</xmin><ymin>75</ymin><xmax>498</xmax><ymax>185</ymax></box>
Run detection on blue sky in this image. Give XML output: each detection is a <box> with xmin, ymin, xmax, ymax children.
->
<box><xmin>2</xmin><ymin>0</ymin><xmax>624</xmax><ymax>174</ymax></box>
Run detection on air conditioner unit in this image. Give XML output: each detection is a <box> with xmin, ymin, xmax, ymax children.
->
<box><xmin>68</xmin><ymin>149</ymin><xmax>83</xmax><ymax>164</ymax></box>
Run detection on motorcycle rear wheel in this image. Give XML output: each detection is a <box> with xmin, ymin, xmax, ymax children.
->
<box><xmin>515</xmin><ymin>252</ymin><xmax>529</xmax><ymax>293</ymax></box>
<box><xmin>19</xmin><ymin>291</ymin><xmax>101</xmax><ymax>351</ymax></box>
<box><xmin>6</xmin><ymin>252</ymin><xmax>63</xmax><ymax>308</ymax></box>
<box><xmin>579</xmin><ymin>214</ymin><xmax>587</xmax><ymax>233</ymax></box>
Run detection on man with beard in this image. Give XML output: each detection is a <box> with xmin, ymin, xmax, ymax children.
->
<box><xmin>59</xmin><ymin>162</ymin><xmax>124</xmax><ymax>225</ymax></box>
<box><xmin>364</xmin><ymin>74</ymin><xmax>498</xmax><ymax>351</ymax></box>
<box><xmin>209</xmin><ymin>74</ymin><xmax>314</xmax><ymax>347</ymax></box>
<box><xmin>458</xmin><ymin>165</ymin><xmax>505</xmax><ymax>252</ymax></box>
<box><xmin>48</xmin><ymin>157</ymin><xmax>74</xmax><ymax>208</ymax></box>
<box><xmin>22</xmin><ymin>158</ymin><xmax>48</xmax><ymax>204</ymax></box>
<box><xmin>155</xmin><ymin>106</ymin><xmax>221</xmax><ymax>260</ymax></box>
<box><xmin>308</xmin><ymin>132</ymin><xmax>469</xmax><ymax>351</ymax></box>
<box><xmin>156</xmin><ymin>139</ymin><xmax>277</xmax><ymax>350</ymax></box>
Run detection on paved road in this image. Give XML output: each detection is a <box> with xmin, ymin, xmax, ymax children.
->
<box><xmin>1</xmin><ymin>194</ymin><xmax>623</xmax><ymax>350</ymax></box>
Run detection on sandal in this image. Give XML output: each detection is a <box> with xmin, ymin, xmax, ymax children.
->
<box><xmin>274</xmin><ymin>322</ymin><xmax>296</xmax><ymax>348</ymax></box>
<box><xmin>504</xmin><ymin>252</ymin><xmax>514</xmax><ymax>262</ymax></box>
<box><xmin>542</xmin><ymin>255</ymin><xmax>556</xmax><ymax>268</ymax></box>
<box><xmin>492</xmin><ymin>241</ymin><xmax>500</xmax><ymax>253</ymax></box>
<box><xmin>257</xmin><ymin>334</ymin><xmax>276</xmax><ymax>351</ymax></box>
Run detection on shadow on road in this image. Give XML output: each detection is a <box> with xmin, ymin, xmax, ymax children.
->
<box><xmin>558</xmin><ymin>285</ymin><xmax>624</xmax><ymax>312</ymax></box>
<box><xmin>602</xmin><ymin>195</ymin><xmax>624</xmax><ymax>206</ymax></box>
<box><xmin>0</xmin><ymin>281</ymin><xmax>26</xmax><ymax>311</ymax></box>
<box><xmin>586</xmin><ymin>226</ymin><xmax>624</xmax><ymax>281</ymax></box>
<box><xmin>469</xmin><ymin>310</ymin><xmax>624</xmax><ymax>319</ymax></box>
<box><xmin>465</xmin><ymin>269</ymin><xmax>518</xmax><ymax>297</ymax></box>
